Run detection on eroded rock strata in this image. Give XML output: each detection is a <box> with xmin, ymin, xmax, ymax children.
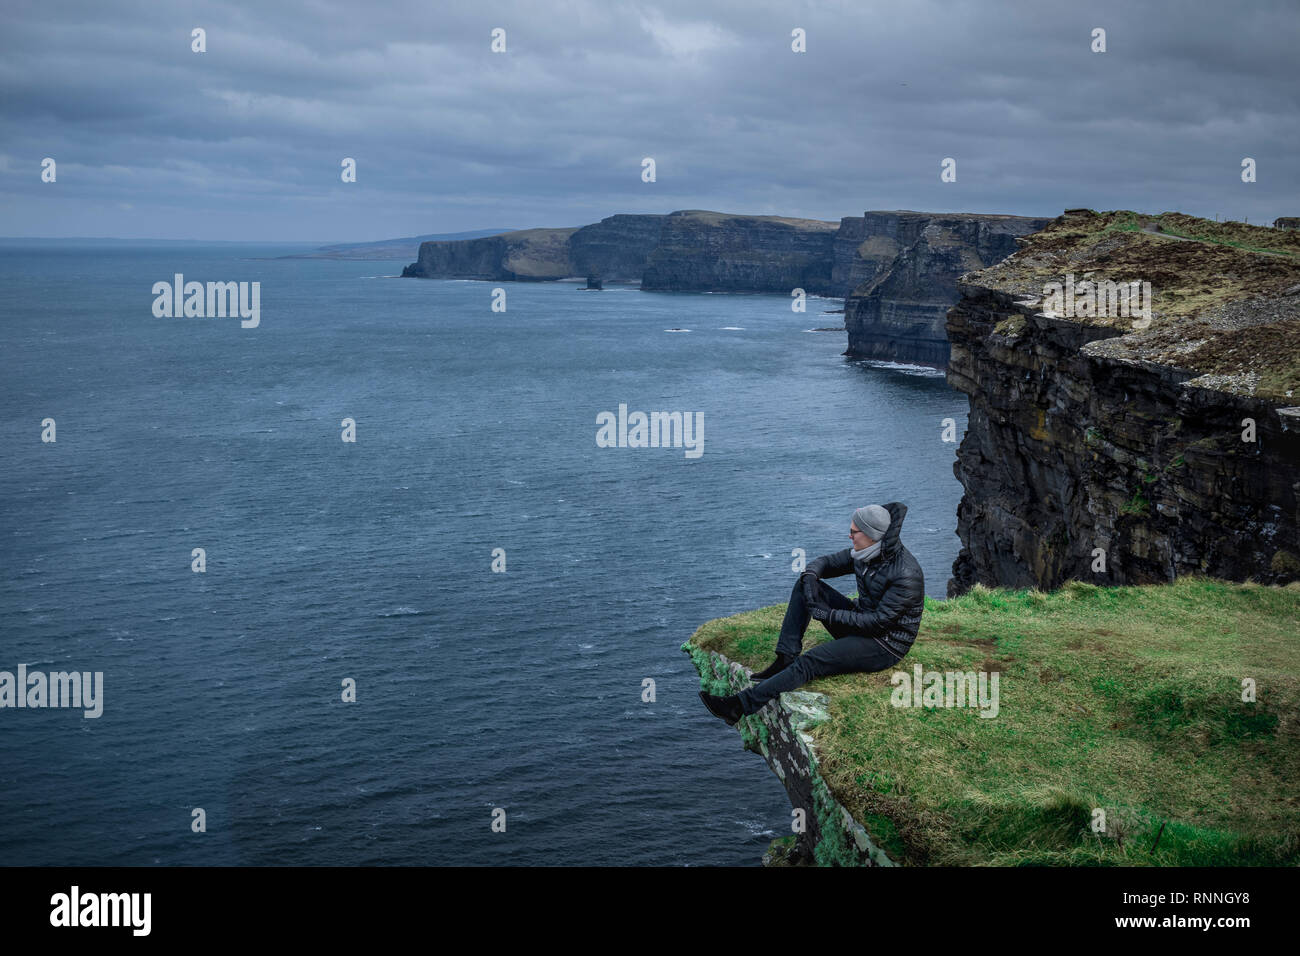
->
<box><xmin>568</xmin><ymin>214</ymin><xmax>666</xmax><ymax>281</ymax></box>
<box><xmin>841</xmin><ymin>212</ymin><xmax>1051</xmax><ymax>366</ymax></box>
<box><xmin>639</xmin><ymin>211</ymin><xmax>840</xmax><ymax>293</ymax></box>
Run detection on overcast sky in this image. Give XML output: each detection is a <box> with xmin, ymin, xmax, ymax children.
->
<box><xmin>2</xmin><ymin>0</ymin><xmax>1297</xmax><ymax>242</ymax></box>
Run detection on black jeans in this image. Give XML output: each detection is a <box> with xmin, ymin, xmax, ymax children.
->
<box><xmin>737</xmin><ymin>577</ymin><xmax>903</xmax><ymax>715</ymax></box>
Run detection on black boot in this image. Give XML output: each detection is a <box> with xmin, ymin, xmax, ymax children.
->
<box><xmin>699</xmin><ymin>691</ymin><xmax>745</xmax><ymax>726</ymax></box>
<box><xmin>750</xmin><ymin>652</ymin><xmax>796</xmax><ymax>682</ymax></box>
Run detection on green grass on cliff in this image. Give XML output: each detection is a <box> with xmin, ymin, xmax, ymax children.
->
<box><xmin>688</xmin><ymin>576</ymin><xmax>1300</xmax><ymax>866</ymax></box>
<box><xmin>1101</xmin><ymin>210</ymin><xmax>1300</xmax><ymax>257</ymax></box>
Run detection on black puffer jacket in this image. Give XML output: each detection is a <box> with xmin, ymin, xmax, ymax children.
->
<box><xmin>806</xmin><ymin>501</ymin><xmax>925</xmax><ymax>660</ymax></box>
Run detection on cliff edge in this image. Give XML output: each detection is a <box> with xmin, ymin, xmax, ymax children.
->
<box><xmin>400</xmin><ymin>226</ymin><xmax>578</xmax><ymax>280</ymax></box>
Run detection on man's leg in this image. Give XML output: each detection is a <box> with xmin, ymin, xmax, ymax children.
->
<box><xmin>774</xmin><ymin>578</ymin><xmax>857</xmax><ymax>657</ymax></box>
<box><xmin>737</xmin><ymin>635</ymin><xmax>899</xmax><ymax>714</ymax></box>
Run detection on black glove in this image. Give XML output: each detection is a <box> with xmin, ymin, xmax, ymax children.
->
<box><xmin>800</xmin><ymin>571</ymin><xmax>819</xmax><ymax>603</ymax></box>
<box><xmin>809</xmin><ymin>600</ymin><xmax>832</xmax><ymax>622</ymax></box>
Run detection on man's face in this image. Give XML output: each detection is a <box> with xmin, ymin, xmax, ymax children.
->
<box><xmin>850</xmin><ymin>524</ymin><xmax>876</xmax><ymax>548</ymax></box>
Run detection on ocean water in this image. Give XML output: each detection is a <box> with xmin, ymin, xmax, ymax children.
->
<box><xmin>0</xmin><ymin>243</ymin><xmax>968</xmax><ymax>865</ymax></box>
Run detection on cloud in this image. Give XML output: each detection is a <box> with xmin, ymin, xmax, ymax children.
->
<box><xmin>636</xmin><ymin>7</ymin><xmax>738</xmax><ymax>58</ymax></box>
<box><xmin>0</xmin><ymin>0</ymin><xmax>1296</xmax><ymax>240</ymax></box>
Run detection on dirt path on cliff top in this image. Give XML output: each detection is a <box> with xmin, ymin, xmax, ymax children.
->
<box><xmin>1141</xmin><ymin>220</ymin><xmax>1292</xmax><ymax>257</ymax></box>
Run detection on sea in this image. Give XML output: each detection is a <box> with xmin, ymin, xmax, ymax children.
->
<box><xmin>0</xmin><ymin>242</ymin><xmax>969</xmax><ymax>865</ymax></box>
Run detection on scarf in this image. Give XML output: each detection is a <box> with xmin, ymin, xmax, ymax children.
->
<box><xmin>852</xmin><ymin>540</ymin><xmax>883</xmax><ymax>563</ymax></box>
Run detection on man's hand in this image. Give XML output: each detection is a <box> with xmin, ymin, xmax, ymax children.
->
<box><xmin>808</xmin><ymin>600</ymin><xmax>832</xmax><ymax>622</ymax></box>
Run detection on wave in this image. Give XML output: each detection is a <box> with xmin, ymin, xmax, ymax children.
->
<box><xmin>376</xmin><ymin>607</ymin><xmax>430</xmax><ymax>618</ymax></box>
<box><xmin>858</xmin><ymin>359</ymin><xmax>945</xmax><ymax>376</ymax></box>
<box><xmin>736</xmin><ymin>818</ymin><xmax>778</xmax><ymax>837</ymax></box>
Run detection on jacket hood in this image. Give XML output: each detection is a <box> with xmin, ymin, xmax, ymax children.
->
<box><xmin>876</xmin><ymin>501</ymin><xmax>907</xmax><ymax>560</ymax></box>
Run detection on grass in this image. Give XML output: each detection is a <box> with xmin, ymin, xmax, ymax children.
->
<box><xmin>1102</xmin><ymin>210</ymin><xmax>1142</xmax><ymax>234</ymax></box>
<box><xmin>993</xmin><ymin>315</ymin><xmax>1027</xmax><ymax>336</ymax></box>
<box><xmin>1151</xmin><ymin>213</ymin><xmax>1299</xmax><ymax>258</ymax></box>
<box><xmin>1099</xmin><ymin>210</ymin><xmax>1300</xmax><ymax>257</ymax></box>
<box><xmin>1119</xmin><ymin>491</ymin><xmax>1150</xmax><ymax>516</ymax></box>
<box><xmin>687</xmin><ymin>575</ymin><xmax>1300</xmax><ymax>865</ymax></box>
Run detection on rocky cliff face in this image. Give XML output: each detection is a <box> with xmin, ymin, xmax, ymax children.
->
<box><xmin>568</xmin><ymin>214</ymin><xmax>666</xmax><ymax>281</ymax></box>
<box><xmin>947</xmin><ymin>209</ymin><xmax>1300</xmax><ymax>597</ymax></box>
<box><xmin>683</xmin><ymin>641</ymin><xmax>898</xmax><ymax>867</ymax></box>
<box><xmin>639</xmin><ymin>211</ymin><xmax>840</xmax><ymax>293</ymax></box>
<box><xmin>400</xmin><ymin>227</ymin><xmax>576</xmax><ymax>280</ymax></box>
<box><xmin>843</xmin><ymin>212</ymin><xmax>1051</xmax><ymax>366</ymax></box>
<box><xmin>829</xmin><ymin>213</ymin><xmax>906</xmax><ymax>296</ymax></box>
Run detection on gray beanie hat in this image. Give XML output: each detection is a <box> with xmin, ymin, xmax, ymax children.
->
<box><xmin>852</xmin><ymin>505</ymin><xmax>890</xmax><ymax>542</ymax></box>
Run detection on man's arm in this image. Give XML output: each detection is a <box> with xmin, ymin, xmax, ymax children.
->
<box><xmin>827</xmin><ymin>573</ymin><xmax>923</xmax><ymax>637</ymax></box>
<box><xmin>805</xmin><ymin>548</ymin><xmax>854</xmax><ymax>581</ymax></box>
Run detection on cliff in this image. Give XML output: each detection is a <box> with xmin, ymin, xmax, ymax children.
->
<box><xmin>947</xmin><ymin>209</ymin><xmax>1300</xmax><ymax>597</ymax></box>
<box><xmin>842</xmin><ymin>212</ymin><xmax>1051</xmax><ymax>366</ymax></box>
<box><xmin>399</xmin><ymin>210</ymin><xmax>846</xmax><ymax>291</ymax></box>
<box><xmin>568</xmin><ymin>214</ymin><xmax>666</xmax><ymax>281</ymax></box>
<box><xmin>400</xmin><ymin>226</ymin><xmax>577</xmax><ymax>280</ymax></box>
<box><xmin>687</xmin><ymin>577</ymin><xmax>1300</xmax><ymax>866</ymax></box>
<box><xmin>829</xmin><ymin>213</ymin><xmax>908</xmax><ymax>295</ymax></box>
<box><xmin>639</xmin><ymin>210</ymin><xmax>840</xmax><ymax>293</ymax></box>
<box><xmin>399</xmin><ymin>209</ymin><xmax>1050</xmax><ymax>369</ymax></box>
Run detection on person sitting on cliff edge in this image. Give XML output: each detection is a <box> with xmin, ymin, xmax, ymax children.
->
<box><xmin>699</xmin><ymin>502</ymin><xmax>925</xmax><ymax>726</ymax></box>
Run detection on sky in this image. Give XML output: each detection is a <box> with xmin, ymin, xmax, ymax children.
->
<box><xmin>2</xmin><ymin>0</ymin><xmax>1297</xmax><ymax>242</ymax></box>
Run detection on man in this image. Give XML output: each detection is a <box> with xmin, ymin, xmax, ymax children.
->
<box><xmin>699</xmin><ymin>501</ymin><xmax>924</xmax><ymax>725</ymax></box>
